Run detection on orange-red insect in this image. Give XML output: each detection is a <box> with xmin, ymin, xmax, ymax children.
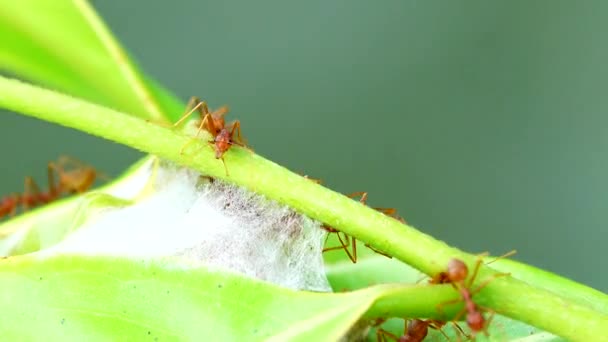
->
<box><xmin>435</xmin><ymin>257</ymin><xmax>511</xmax><ymax>338</ymax></box>
<box><xmin>174</xmin><ymin>96</ymin><xmax>249</xmax><ymax>175</ymax></box>
<box><xmin>376</xmin><ymin>319</ymin><xmax>449</xmax><ymax>342</ymax></box>
<box><xmin>49</xmin><ymin>156</ymin><xmax>102</xmax><ymax>195</ymax></box>
<box><xmin>0</xmin><ymin>193</ymin><xmax>20</xmax><ymax>219</ymax></box>
<box><xmin>1</xmin><ymin>156</ymin><xmax>103</xmax><ymax>219</ymax></box>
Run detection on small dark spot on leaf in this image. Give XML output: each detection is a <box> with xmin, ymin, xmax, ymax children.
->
<box><xmin>39</xmin><ymin>276</ymin><xmax>43</xmax><ymax>281</ymax></box>
<box><xmin>147</xmin><ymin>331</ymin><xmax>151</xmax><ymax>335</ymax></box>
<box><xmin>217</xmin><ymin>284</ymin><xmax>223</xmax><ymax>288</ymax></box>
<box><xmin>60</xmin><ymin>318</ymin><xmax>65</xmax><ymax>325</ymax></box>
<box><xmin>166</xmin><ymin>290</ymin><xmax>170</xmax><ymax>294</ymax></box>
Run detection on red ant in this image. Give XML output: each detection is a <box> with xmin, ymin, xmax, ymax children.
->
<box><xmin>435</xmin><ymin>254</ymin><xmax>513</xmax><ymax>339</ymax></box>
<box><xmin>376</xmin><ymin>318</ymin><xmax>450</xmax><ymax>342</ymax></box>
<box><xmin>0</xmin><ymin>157</ymin><xmax>104</xmax><ymax>219</ymax></box>
<box><xmin>0</xmin><ymin>193</ymin><xmax>20</xmax><ymax>219</ymax></box>
<box><xmin>173</xmin><ymin>96</ymin><xmax>249</xmax><ymax>175</ymax></box>
<box><xmin>322</xmin><ymin>192</ymin><xmax>404</xmax><ymax>263</ymax></box>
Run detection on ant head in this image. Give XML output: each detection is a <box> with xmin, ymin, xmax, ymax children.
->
<box><xmin>467</xmin><ymin>310</ymin><xmax>485</xmax><ymax>332</ymax></box>
<box><xmin>213</xmin><ymin>129</ymin><xmax>232</xmax><ymax>159</ymax></box>
<box><xmin>447</xmin><ymin>258</ymin><xmax>468</xmax><ymax>282</ymax></box>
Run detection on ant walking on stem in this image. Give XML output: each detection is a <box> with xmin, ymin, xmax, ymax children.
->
<box><xmin>435</xmin><ymin>253</ymin><xmax>513</xmax><ymax>339</ymax></box>
<box><xmin>322</xmin><ymin>191</ymin><xmax>405</xmax><ymax>263</ymax></box>
<box><xmin>173</xmin><ymin>96</ymin><xmax>250</xmax><ymax>175</ymax></box>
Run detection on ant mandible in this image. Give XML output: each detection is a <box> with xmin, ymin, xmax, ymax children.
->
<box><xmin>173</xmin><ymin>96</ymin><xmax>249</xmax><ymax>175</ymax></box>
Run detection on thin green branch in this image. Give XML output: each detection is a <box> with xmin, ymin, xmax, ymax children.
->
<box><xmin>0</xmin><ymin>76</ymin><xmax>606</xmax><ymax>340</ymax></box>
<box><xmin>488</xmin><ymin>257</ymin><xmax>608</xmax><ymax>316</ymax></box>
<box><xmin>72</xmin><ymin>0</ymin><xmax>168</xmax><ymax>123</ymax></box>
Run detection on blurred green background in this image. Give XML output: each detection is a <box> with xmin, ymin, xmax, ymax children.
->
<box><xmin>1</xmin><ymin>1</ymin><xmax>607</xmax><ymax>292</ymax></box>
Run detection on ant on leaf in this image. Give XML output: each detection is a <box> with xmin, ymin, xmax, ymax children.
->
<box><xmin>1</xmin><ymin>156</ymin><xmax>105</xmax><ymax>220</ymax></box>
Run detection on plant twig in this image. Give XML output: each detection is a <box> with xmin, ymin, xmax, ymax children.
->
<box><xmin>0</xmin><ymin>76</ymin><xmax>606</xmax><ymax>340</ymax></box>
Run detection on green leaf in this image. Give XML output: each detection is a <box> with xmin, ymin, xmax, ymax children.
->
<box><xmin>0</xmin><ymin>254</ymin><xmax>387</xmax><ymax>341</ymax></box>
<box><xmin>0</xmin><ymin>0</ymin><xmax>180</xmax><ymax>122</ymax></box>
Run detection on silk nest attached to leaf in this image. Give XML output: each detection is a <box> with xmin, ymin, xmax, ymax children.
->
<box><xmin>51</xmin><ymin>161</ymin><xmax>331</xmax><ymax>292</ymax></box>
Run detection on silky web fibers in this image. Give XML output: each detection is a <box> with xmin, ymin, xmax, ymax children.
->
<box><xmin>53</xmin><ymin>164</ymin><xmax>331</xmax><ymax>292</ymax></box>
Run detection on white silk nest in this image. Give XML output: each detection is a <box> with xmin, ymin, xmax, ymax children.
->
<box><xmin>52</xmin><ymin>162</ymin><xmax>331</xmax><ymax>292</ymax></box>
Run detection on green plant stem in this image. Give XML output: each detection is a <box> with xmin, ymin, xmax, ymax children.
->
<box><xmin>487</xmin><ymin>257</ymin><xmax>608</xmax><ymax>316</ymax></box>
<box><xmin>0</xmin><ymin>76</ymin><xmax>606</xmax><ymax>340</ymax></box>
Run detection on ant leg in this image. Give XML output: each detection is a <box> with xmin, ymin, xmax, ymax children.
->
<box><xmin>323</xmin><ymin>232</ymin><xmax>349</xmax><ymax>251</ymax></box>
<box><xmin>179</xmin><ymin>115</ymin><xmax>215</xmax><ymax>155</ymax></box>
<box><xmin>228</xmin><ymin>121</ymin><xmax>254</xmax><ymax>153</ymax></box>
<box><xmin>374</xmin><ymin>207</ymin><xmax>407</xmax><ymax>223</ymax></box>
<box><xmin>195</xmin><ymin>113</ymin><xmax>215</xmax><ymax>138</ymax></box>
<box><xmin>448</xmin><ymin>321</ymin><xmax>469</xmax><ymax>341</ymax></box>
<box><xmin>220</xmin><ymin>157</ymin><xmax>229</xmax><ymax>176</ymax></box>
<box><xmin>47</xmin><ymin>162</ymin><xmax>67</xmax><ymax>196</ymax></box>
<box><xmin>375</xmin><ymin>207</ymin><xmax>396</xmax><ymax>215</ymax></box>
<box><xmin>350</xmin><ymin>234</ymin><xmax>358</xmax><ymax>263</ymax></box>
<box><xmin>322</xmin><ymin>229</ymin><xmax>332</xmax><ymax>249</ymax></box>
<box><xmin>451</xmin><ymin>323</ymin><xmax>464</xmax><ymax>342</ymax></box>
<box><xmin>173</xmin><ymin>96</ymin><xmax>210</xmax><ymax>127</ymax></box>
<box><xmin>376</xmin><ymin>328</ymin><xmax>398</xmax><ymax>342</ymax></box>
<box><xmin>470</xmin><ymin>272</ymin><xmax>510</xmax><ymax>296</ymax></box>
<box><xmin>428</xmin><ymin>321</ymin><xmax>452</xmax><ymax>342</ymax></box>
<box><xmin>228</xmin><ymin>120</ymin><xmax>246</xmax><ymax>145</ymax></box>
<box><xmin>436</xmin><ymin>299</ymin><xmax>465</xmax><ymax>321</ymax></box>
<box><xmin>466</xmin><ymin>258</ymin><xmax>485</xmax><ymax>288</ymax></box>
<box><xmin>347</xmin><ymin>191</ymin><xmax>368</xmax><ymax>204</ymax></box>
<box><xmin>363</xmin><ymin>243</ymin><xmax>392</xmax><ymax>259</ymax></box>
<box><xmin>322</xmin><ymin>232</ymin><xmax>356</xmax><ymax>263</ymax></box>
<box><xmin>23</xmin><ymin>176</ymin><xmax>42</xmax><ymax>210</ymax></box>
<box><xmin>485</xmin><ymin>250</ymin><xmax>517</xmax><ymax>265</ymax></box>
<box><xmin>322</xmin><ymin>236</ymin><xmax>349</xmax><ymax>252</ymax></box>
<box><xmin>46</xmin><ymin>162</ymin><xmax>59</xmax><ymax>198</ymax></box>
